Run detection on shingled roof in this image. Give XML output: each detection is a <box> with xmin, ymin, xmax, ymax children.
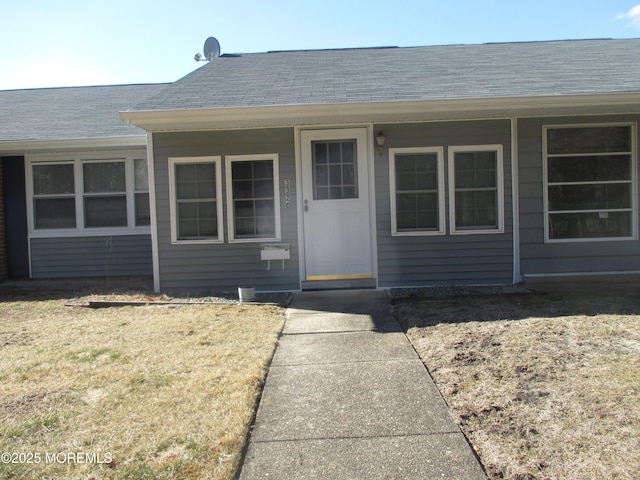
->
<box><xmin>0</xmin><ymin>83</ymin><xmax>165</xmax><ymax>143</ymax></box>
<box><xmin>132</xmin><ymin>38</ymin><xmax>640</xmax><ymax>112</ymax></box>
<box><xmin>3</xmin><ymin>39</ymin><xmax>640</xmax><ymax>145</ymax></box>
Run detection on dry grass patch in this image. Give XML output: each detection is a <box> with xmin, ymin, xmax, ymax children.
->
<box><xmin>0</xmin><ymin>291</ymin><xmax>285</xmax><ymax>479</ymax></box>
<box><xmin>395</xmin><ymin>291</ymin><xmax>640</xmax><ymax>480</ymax></box>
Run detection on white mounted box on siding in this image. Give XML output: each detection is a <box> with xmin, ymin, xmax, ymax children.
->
<box><xmin>261</xmin><ymin>244</ymin><xmax>290</xmax><ymax>260</ymax></box>
<box><xmin>261</xmin><ymin>244</ymin><xmax>290</xmax><ymax>270</ymax></box>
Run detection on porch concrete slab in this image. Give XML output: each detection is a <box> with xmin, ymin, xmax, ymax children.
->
<box><xmin>283</xmin><ymin>312</ymin><xmax>402</xmax><ymax>334</ymax></box>
<box><xmin>284</xmin><ymin>290</ymin><xmax>401</xmax><ymax>334</ymax></box>
<box><xmin>286</xmin><ymin>290</ymin><xmax>391</xmax><ymax>316</ymax></box>
<box><xmin>240</xmin><ymin>433</ymin><xmax>487</xmax><ymax>480</ymax></box>
<box><xmin>249</xmin><ymin>359</ymin><xmax>457</xmax><ymax>442</ymax></box>
<box><xmin>271</xmin><ymin>331</ymin><xmax>418</xmax><ymax>366</ymax></box>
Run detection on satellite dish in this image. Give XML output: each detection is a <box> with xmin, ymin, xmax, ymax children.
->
<box><xmin>203</xmin><ymin>37</ymin><xmax>221</xmax><ymax>61</ymax></box>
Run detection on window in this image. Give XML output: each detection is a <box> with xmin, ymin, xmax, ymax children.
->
<box><xmin>28</xmin><ymin>153</ymin><xmax>149</xmax><ymax>235</ymax></box>
<box><xmin>312</xmin><ymin>140</ymin><xmax>358</xmax><ymax>200</ymax></box>
<box><xmin>83</xmin><ymin>161</ymin><xmax>127</xmax><ymax>228</ymax></box>
<box><xmin>544</xmin><ymin>124</ymin><xmax>636</xmax><ymax>241</ymax></box>
<box><xmin>134</xmin><ymin>158</ymin><xmax>150</xmax><ymax>226</ymax></box>
<box><xmin>226</xmin><ymin>154</ymin><xmax>280</xmax><ymax>242</ymax></box>
<box><xmin>32</xmin><ymin>163</ymin><xmax>76</xmax><ymax>229</ymax></box>
<box><xmin>389</xmin><ymin>147</ymin><xmax>445</xmax><ymax>235</ymax></box>
<box><xmin>449</xmin><ymin>145</ymin><xmax>504</xmax><ymax>234</ymax></box>
<box><xmin>169</xmin><ymin>157</ymin><xmax>223</xmax><ymax>243</ymax></box>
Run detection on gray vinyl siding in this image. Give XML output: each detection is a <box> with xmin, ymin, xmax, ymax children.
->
<box><xmin>30</xmin><ymin>235</ymin><xmax>152</xmax><ymax>278</ymax></box>
<box><xmin>375</xmin><ymin>120</ymin><xmax>514</xmax><ymax>287</ymax></box>
<box><xmin>518</xmin><ymin>115</ymin><xmax>640</xmax><ymax>276</ymax></box>
<box><xmin>153</xmin><ymin>128</ymin><xmax>299</xmax><ymax>293</ymax></box>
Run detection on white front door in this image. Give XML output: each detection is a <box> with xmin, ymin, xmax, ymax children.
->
<box><xmin>300</xmin><ymin>128</ymin><xmax>374</xmax><ymax>282</ymax></box>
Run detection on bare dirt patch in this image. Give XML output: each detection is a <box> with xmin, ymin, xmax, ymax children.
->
<box><xmin>394</xmin><ymin>290</ymin><xmax>640</xmax><ymax>480</ymax></box>
<box><xmin>0</xmin><ymin>284</ymin><xmax>286</xmax><ymax>480</ymax></box>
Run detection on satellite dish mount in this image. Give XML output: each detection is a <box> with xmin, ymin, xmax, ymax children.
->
<box><xmin>194</xmin><ymin>37</ymin><xmax>221</xmax><ymax>62</ymax></box>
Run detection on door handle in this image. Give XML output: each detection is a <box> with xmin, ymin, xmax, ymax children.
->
<box><xmin>304</xmin><ymin>199</ymin><xmax>309</xmax><ymax>212</ymax></box>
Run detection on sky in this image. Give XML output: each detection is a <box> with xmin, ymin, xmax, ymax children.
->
<box><xmin>1</xmin><ymin>0</ymin><xmax>640</xmax><ymax>90</ymax></box>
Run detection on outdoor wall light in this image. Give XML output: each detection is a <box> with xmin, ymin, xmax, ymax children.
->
<box><xmin>375</xmin><ymin>131</ymin><xmax>386</xmax><ymax>155</ymax></box>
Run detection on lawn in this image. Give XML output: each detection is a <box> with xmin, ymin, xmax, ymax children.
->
<box><xmin>394</xmin><ymin>289</ymin><xmax>640</xmax><ymax>480</ymax></box>
<box><xmin>0</xmin><ymin>284</ymin><xmax>285</xmax><ymax>480</ymax></box>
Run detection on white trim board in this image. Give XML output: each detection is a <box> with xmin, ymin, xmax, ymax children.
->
<box><xmin>120</xmin><ymin>94</ymin><xmax>640</xmax><ymax>132</ymax></box>
<box><xmin>147</xmin><ymin>133</ymin><xmax>161</xmax><ymax>293</ymax></box>
<box><xmin>0</xmin><ymin>136</ymin><xmax>147</xmax><ymax>155</ymax></box>
<box><xmin>523</xmin><ymin>271</ymin><xmax>640</xmax><ymax>278</ymax></box>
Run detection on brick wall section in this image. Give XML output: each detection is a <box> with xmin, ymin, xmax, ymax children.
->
<box><xmin>0</xmin><ymin>158</ymin><xmax>7</xmax><ymax>282</ymax></box>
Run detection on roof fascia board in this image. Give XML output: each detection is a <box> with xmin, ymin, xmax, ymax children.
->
<box><xmin>120</xmin><ymin>93</ymin><xmax>640</xmax><ymax>131</ymax></box>
<box><xmin>0</xmin><ymin>136</ymin><xmax>147</xmax><ymax>155</ymax></box>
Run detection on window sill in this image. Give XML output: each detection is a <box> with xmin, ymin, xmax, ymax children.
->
<box><xmin>228</xmin><ymin>236</ymin><xmax>281</xmax><ymax>244</ymax></box>
<box><xmin>28</xmin><ymin>227</ymin><xmax>151</xmax><ymax>239</ymax></box>
<box><xmin>391</xmin><ymin>230</ymin><xmax>446</xmax><ymax>237</ymax></box>
<box><xmin>544</xmin><ymin>235</ymin><xmax>638</xmax><ymax>244</ymax></box>
<box><xmin>450</xmin><ymin>228</ymin><xmax>505</xmax><ymax>235</ymax></box>
<box><xmin>171</xmin><ymin>238</ymin><xmax>224</xmax><ymax>245</ymax></box>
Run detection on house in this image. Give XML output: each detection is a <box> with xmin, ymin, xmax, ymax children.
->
<box><xmin>2</xmin><ymin>38</ymin><xmax>640</xmax><ymax>292</ymax></box>
<box><xmin>0</xmin><ymin>84</ymin><xmax>166</xmax><ymax>282</ymax></box>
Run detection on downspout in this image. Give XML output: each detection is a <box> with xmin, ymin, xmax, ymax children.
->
<box><xmin>146</xmin><ymin>132</ymin><xmax>161</xmax><ymax>292</ymax></box>
<box><xmin>511</xmin><ymin>117</ymin><xmax>522</xmax><ymax>284</ymax></box>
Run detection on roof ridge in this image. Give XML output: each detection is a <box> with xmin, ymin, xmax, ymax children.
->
<box><xmin>0</xmin><ymin>82</ymin><xmax>170</xmax><ymax>94</ymax></box>
<box><xmin>483</xmin><ymin>37</ymin><xmax>616</xmax><ymax>45</ymax></box>
<box><xmin>217</xmin><ymin>37</ymin><xmax>637</xmax><ymax>57</ymax></box>
<box><xmin>266</xmin><ymin>45</ymin><xmax>399</xmax><ymax>54</ymax></box>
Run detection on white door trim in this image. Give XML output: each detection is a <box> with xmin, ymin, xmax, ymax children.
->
<box><xmin>295</xmin><ymin>125</ymin><xmax>378</xmax><ymax>288</ymax></box>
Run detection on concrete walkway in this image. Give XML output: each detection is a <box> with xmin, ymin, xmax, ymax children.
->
<box><xmin>239</xmin><ymin>290</ymin><xmax>487</xmax><ymax>479</ymax></box>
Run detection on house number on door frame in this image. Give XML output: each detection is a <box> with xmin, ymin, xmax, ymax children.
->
<box><xmin>284</xmin><ymin>178</ymin><xmax>291</xmax><ymax>208</ymax></box>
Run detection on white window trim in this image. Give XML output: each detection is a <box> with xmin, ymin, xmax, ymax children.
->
<box><xmin>543</xmin><ymin>122</ymin><xmax>638</xmax><ymax>243</ymax></box>
<box><xmin>168</xmin><ymin>156</ymin><xmax>224</xmax><ymax>245</ymax></box>
<box><xmin>30</xmin><ymin>160</ymin><xmax>77</xmax><ymax>230</ymax></box>
<box><xmin>26</xmin><ymin>152</ymin><xmax>151</xmax><ymax>238</ymax></box>
<box><xmin>132</xmin><ymin>157</ymin><xmax>151</xmax><ymax>228</ymax></box>
<box><xmin>389</xmin><ymin>147</ymin><xmax>445</xmax><ymax>236</ymax></box>
<box><xmin>226</xmin><ymin>153</ymin><xmax>281</xmax><ymax>243</ymax></box>
<box><xmin>82</xmin><ymin>159</ymin><xmax>129</xmax><ymax>229</ymax></box>
<box><xmin>448</xmin><ymin>144</ymin><xmax>505</xmax><ymax>235</ymax></box>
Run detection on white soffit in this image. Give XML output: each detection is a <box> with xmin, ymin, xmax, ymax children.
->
<box><xmin>119</xmin><ymin>94</ymin><xmax>640</xmax><ymax>131</ymax></box>
<box><xmin>0</xmin><ymin>136</ymin><xmax>148</xmax><ymax>155</ymax></box>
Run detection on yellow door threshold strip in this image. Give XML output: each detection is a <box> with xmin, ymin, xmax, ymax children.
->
<box><xmin>305</xmin><ymin>274</ymin><xmax>373</xmax><ymax>281</ymax></box>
